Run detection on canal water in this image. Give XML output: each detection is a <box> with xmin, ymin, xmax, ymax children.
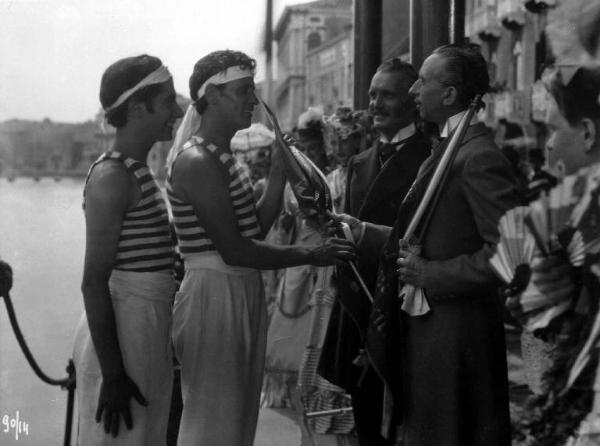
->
<box><xmin>0</xmin><ymin>177</ymin><xmax>302</xmax><ymax>446</ymax></box>
<box><xmin>0</xmin><ymin>177</ymin><xmax>85</xmax><ymax>445</ymax></box>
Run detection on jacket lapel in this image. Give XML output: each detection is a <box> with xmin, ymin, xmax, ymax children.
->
<box><xmin>390</xmin><ymin>123</ymin><xmax>489</xmax><ymax>249</ymax></box>
<box><xmin>358</xmin><ymin>134</ymin><xmax>422</xmax><ymax>218</ymax></box>
<box><xmin>348</xmin><ymin>143</ymin><xmax>380</xmax><ymax>215</ymax></box>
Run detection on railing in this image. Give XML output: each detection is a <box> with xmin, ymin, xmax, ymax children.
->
<box><xmin>0</xmin><ymin>262</ymin><xmax>76</xmax><ymax>446</ymax></box>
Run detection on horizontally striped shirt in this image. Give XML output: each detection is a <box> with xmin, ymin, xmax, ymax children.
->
<box><xmin>83</xmin><ymin>151</ymin><xmax>174</xmax><ymax>272</ymax></box>
<box><xmin>166</xmin><ymin>136</ymin><xmax>261</xmax><ymax>258</ymax></box>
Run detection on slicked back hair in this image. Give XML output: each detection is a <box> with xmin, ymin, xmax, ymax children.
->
<box><xmin>432</xmin><ymin>44</ymin><xmax>490</xmax><ymax>109</ymax></box>
<box><xmin>189</xmin><ymin>50</ymin><xmax>256</xmax><ymax>114</ymax></box>
<box><xmin>100</xmin><ymin>54</ymin><xmax>164</xmax><ymax>128</ymax></box>
<box><xmin>376</xmin><ymin>57</ymin><xmax>418</xmax><ymax>92</ymax></box>
<box><xmin>546</xmin><ymin>66</ymin><xmax>600</xmax><ymax>128</ymax></box>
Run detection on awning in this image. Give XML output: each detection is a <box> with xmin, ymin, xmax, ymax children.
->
<box><xmin>498</xmin><ymin>0</ymin><xmax>527</xmax><ymax>29</ymax></box>
<box><xmin>523</xmin><ymin>0</ymin><xmax>556</xmax><ymax>14</ymax></box>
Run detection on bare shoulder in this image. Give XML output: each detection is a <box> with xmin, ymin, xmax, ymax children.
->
<box><xmin>173</xmin><ymin>146</ymin><xmax>220</xmax><ymax>178</ymax></box>
<box><xmin>171</xmin><ymin>146</ymin><xmax>228</xmax><ymax>199</ymax></box>
<box><xmin>86</xmin><ymin>160</ymin><xmax>133</xmax><ymax>208</ymax></box>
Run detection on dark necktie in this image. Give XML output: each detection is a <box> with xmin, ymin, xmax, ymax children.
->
<box><xmin>378</xmin><ymin>141</ymin><xmax>400</xmax><ymax>166</ymax></box>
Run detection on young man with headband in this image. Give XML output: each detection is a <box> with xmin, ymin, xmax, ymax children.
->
<box><xmin>73</xmin><ymin>54</ymin><xmax>183</xmax><ymax>444</ymax></box>
<box><xmin>166</xmin><ymin>50</ymin><xmax>355</xmax><ymax>445</ymax></box>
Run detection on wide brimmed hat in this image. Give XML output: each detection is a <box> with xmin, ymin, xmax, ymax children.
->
<box><xmin>324</xmin><ymin>106</ymin><xmax>363</xmax><ymax>140</ymax></box>
<box><xmin>231</xmin><ymin>123</ymin><xmax>275</xmax><ymax>151</ymax></box>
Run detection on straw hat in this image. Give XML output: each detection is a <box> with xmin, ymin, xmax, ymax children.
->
<box><xmin>230</xmin><ymin>123</ymin><xmax>275</xmax><ymax>151</ymax></box>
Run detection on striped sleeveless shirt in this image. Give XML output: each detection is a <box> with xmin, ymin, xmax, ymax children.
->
<box><xmin>83</xmin><ymin>151</ymin><xmax>174</xmax><ymax>272</ymax></box>
<box><xmin>166</xmin><ymin>136</ymin><xmax>261</xmax><ymax>258</ymax></box>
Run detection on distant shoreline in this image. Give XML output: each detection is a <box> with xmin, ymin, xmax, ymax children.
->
<box><xmin>4</xmin><ymin>172</ymin><xmax>87</xmax><ymax>180</ymax></box>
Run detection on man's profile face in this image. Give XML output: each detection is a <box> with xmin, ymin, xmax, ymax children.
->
<box><xmin>409</xmin><ymin>54</ymin><xmax>449</xmax><ymax>125</ymax></box>
<box><xmin>368</xmin><ymin>70</ymin><xmax>415</xmax><ymax>140</ymax></box>
<box><xmin>217</xmin><ymin>76</ymin><xmax>258</xmax><ymax>131</ymax></box>
<box><xmin>544</xmin><ymin>98</ymin><xmax>587</xmax><ymax>176</ymax></box>
<box><xmin>146</xmin><ymin>79</ymin><xmax>184</xmax><ymax>142</ymax></box>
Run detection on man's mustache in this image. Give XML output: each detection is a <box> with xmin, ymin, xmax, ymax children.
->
<box><xmin>370</xmin><ymin>109</ymin><xmax>388</xmax><ymax>116</ymax></box>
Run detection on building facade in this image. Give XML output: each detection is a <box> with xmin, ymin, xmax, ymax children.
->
<box><xmin>273</xmin><ymin>0</ymin><xmax>353</xmax><ymax>130</ymax></box>
<box><xmin>269</xmin><ymin>0</ymin><xmax>412</xmax><ymax>128</ymax></box>
<box><xmin>0</xmin><ymin>119</ymin><xmax>100</xmax><ymax>177</ymax></box>
<box><xmin>465</xmin><ymin>0</ymin><xmax>556</xmax><ymax>157</ymax></box>
<box><xmin>0</xmin><ymin>93</ymin><xmax>189</xmax><ymax>180</ymax></box>
<box><xmin>305</xmin><ymin>27</ymin><xmax>353</xmax><ymax>115</ymax></box>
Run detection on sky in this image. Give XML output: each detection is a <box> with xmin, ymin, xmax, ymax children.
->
<box><xmin>0</xmin><ymin>0</ymin><xmax>309</xmax><ymax>123</ymax></box>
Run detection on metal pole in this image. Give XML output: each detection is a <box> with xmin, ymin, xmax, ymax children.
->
<box><xmin>264</xmin><ymin>0</ymin><xmax>274</xmax><ymax>106</ymax></box>
<box><xmin>409</xmin><ymin>0</ymin><xmax>423</xmax><ymax>68</ymax></box>
<box><xmin>305</xmin><ymin>407</ymin><xmax>353</xmax><ymax>418</ymax></box>
<box><xmin>353</xmin><ymin>0</ymin><xmax>382</xmax><ymax>109</ymax></box>
<box><xmin>63</xmin><ymin>360</ymin><xmax>76</xmax><ymax>446</ymax></box>
<box><xmin>410</xmin><ymin>0</ymin><xmax>451</xmax><ymax>68</ymax></box>
<box><xmin>2</xmin><ymin>291</ymin><xmax>76</xmax><ymax>446</ymax></box>
<box><xmin>450</xmin><ymin>0</ymin><xmax>466</xmax><ymax>44</ymax></box>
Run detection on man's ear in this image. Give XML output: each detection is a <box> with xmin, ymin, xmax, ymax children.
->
<box><xmin>204</xmin><ymin>84</ymin><xmax>220</xmax><ymax>106</ymax></box>
<box><xmin>581</xmin><ymin>117</ymin><xmax>598</xmax><ymax>152</ymax></box>
<box><xmin>127</xmin><ymin>99</ymin><xmax>146</xmax><ymax>121</ymax></box>
<box><xmin>442</xmin><ymin>86</ymin><xmax>458</xmax><ymax>107</ymax></box>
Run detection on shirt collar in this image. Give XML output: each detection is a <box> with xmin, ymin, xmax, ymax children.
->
<box><xmin>440</xmin><ymin>110</ymin><xmax>479</xmax><ymax>138</ymax></box>
<box><xmin>379</xmin><ymin>122</ymin><xmax>416</xmax><ymax>144</ymax></box>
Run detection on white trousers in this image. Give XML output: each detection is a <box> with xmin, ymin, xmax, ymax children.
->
<box><xmin>73</xmin><ymin>269</ymin><xmax>176</xmax><ymax>445</ymax></box>
<box><xmin>172</xmin><ymin>253</ymin><xmax>267</xmax><ymax>446</ymax></box>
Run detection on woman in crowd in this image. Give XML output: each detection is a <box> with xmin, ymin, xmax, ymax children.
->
<box><xmin>262</xmin><ymin>107</ymin><xmax>331</xmax><ymax>411</ymax></box>
<box><xmin>262</xmin><ymin>106</ymin><xmax>360</xmax><ymax>445</ymax></box>
<box><xmin>324</xmin><ymin>107</ymin><xmax>364</xmax><ymax>214</ymax></box>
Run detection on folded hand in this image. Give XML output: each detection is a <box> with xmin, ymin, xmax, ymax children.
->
<box><xmin>396</xmin><ymin>248</ymin><xmax>427</xmax><ymax>288</ymax></box>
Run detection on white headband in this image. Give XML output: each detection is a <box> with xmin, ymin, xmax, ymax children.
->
<box><xmin>166</xmin><ymin>65</ymin><xmax>255</xmax><ymax>175</ymax></box>
<box><xmin>195</xmin><ymin>65</ymin><xmax>255</xmax><ymax>99</ymax></box>
<box><xmin>104</xmin><ymin>65</ymin><xmax>172</xmax><ymax>112</ymax></box>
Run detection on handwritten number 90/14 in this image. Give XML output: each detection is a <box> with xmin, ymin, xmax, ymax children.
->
<box><xmin>3</xmin><ymin>411</ymin><xmax>29</xmax><ymax>441</ymax></box>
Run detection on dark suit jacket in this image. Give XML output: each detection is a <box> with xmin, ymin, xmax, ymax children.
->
<box><xmin>360</xmin><ymin>123</ymin><xmax>517</xmax><ymax>446</ymax></box>
<box><xmin>346</xmin><ymin>134</ymin><xmax>430</xmax><ymax>226</ymax></box>
<box><xmin>346</xmin><ymin>134</ymin><xmax>430</xmax><ymax>285</ymax></box>
<box><xmin>361</xmin><ymin>123</ymin><xmax>517</xmax><ymax>297</ymax></box>
<box><xmin>319</xmin><ymin>132</ymin><xmax>429</xmax><ymax>393</ymax></box>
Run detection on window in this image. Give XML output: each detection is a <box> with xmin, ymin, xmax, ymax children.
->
<box><xmin>307</xmin><ymin>32</ymin><xmax>322</xmax><ymax>50</ymax></box>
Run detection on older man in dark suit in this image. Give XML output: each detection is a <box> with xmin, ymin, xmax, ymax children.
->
<box><xmin>319</xmin><ymin>58</ymin><xmax>429</xmax><ymax>446</ymax></box>
<box><xmin>339</xmin><ymin>44</ymin><xmax>519</xmax><ymax>445</ymax></box>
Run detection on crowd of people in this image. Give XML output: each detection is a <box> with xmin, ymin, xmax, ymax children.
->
<box><xmin>1</xmin><ymin>2</ymin><xmax>599</xmax><ymax>445</ymax></box>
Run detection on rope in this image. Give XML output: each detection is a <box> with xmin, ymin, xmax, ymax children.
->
<box><xmin>2</xmin><ymin>292</ymin><xmax>76</xmax><ymax>446</ymax></box>
<box><xmin>2</xmin><ymin>292</ymin><xmax>73</xmax><ymax>387</ymax></box>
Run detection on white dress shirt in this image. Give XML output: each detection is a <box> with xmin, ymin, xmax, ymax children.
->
<box><xmin>379</xmin><ymin>122</ymin><xmax>417</xmax><ymax>145</ymax></box>
<box><xmin>440</xmin><ymin>110</ymin><xmax>479</xmax><ymax>138</ymax></box>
